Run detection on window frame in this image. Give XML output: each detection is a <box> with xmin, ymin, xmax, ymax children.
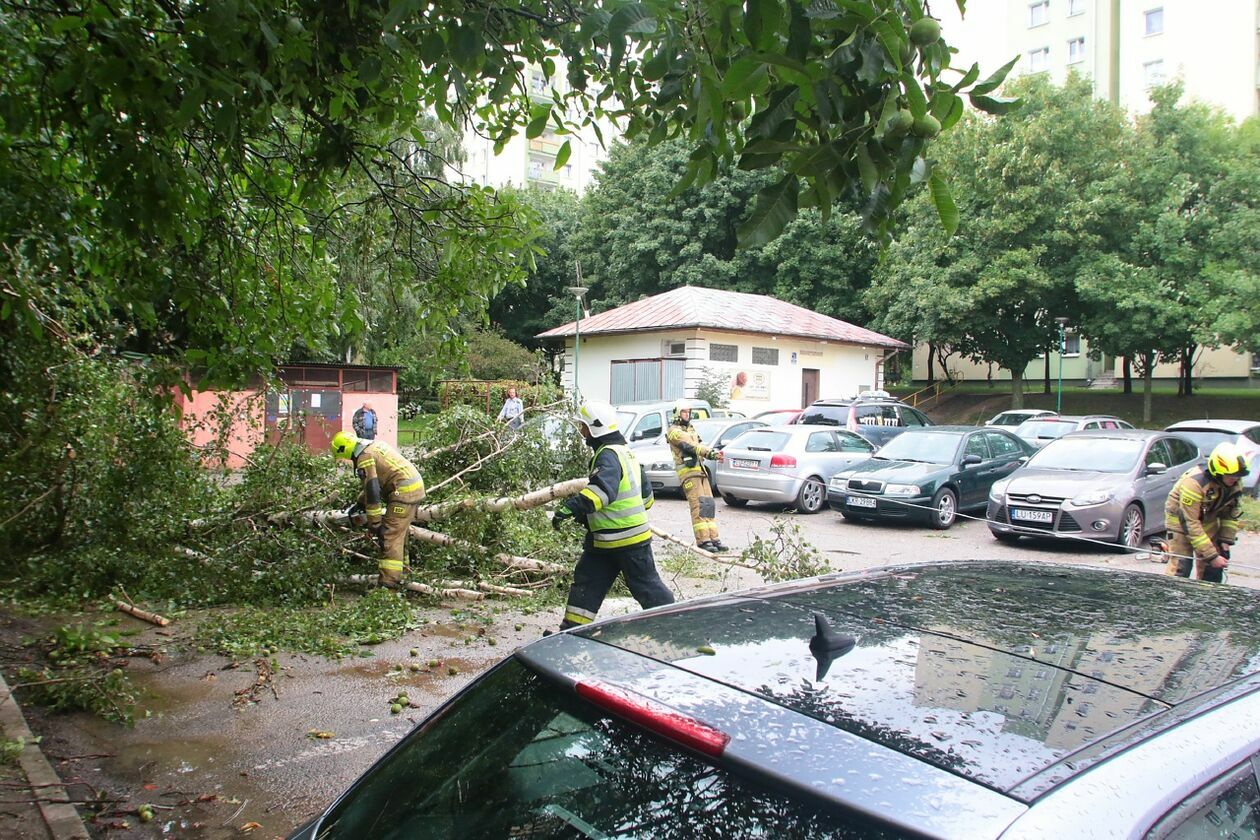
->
<box><xmin>1067</xmin><ymin>0</ymin><xmax>1086</xmax><ymax>15</ymax></box>
<box><xmin>1067</xmin><ymin>36</ymin><xmax>1086</xmax><ymax>65</ymax></box>
<box><xmin>1144</xmin><ymin>6</ymin><xmax>1164</xmax><ymax>36</ymax></box>
<box><xmin>1145</xmin><ymin>758</ymin><xmax>1260</xmax><ymax>839</ymax></box>
<box><xmin>751</xmin><ymin>346</ymin><xmax>779</xmax><ymax>366</ymax></box>
<box><xmin>709</xmin><ymin>343</ymin><xmax>739</xmax><ymax>363</ymax></box>
<box><xmin>1028</xmin><ymin>46</ymin><xmax>1051</xmax><ymax>73</ymax></box>
<box><xmin>1028</xmin><ymin>0</ymin><xmax>1050</xmax><ymax>28</ymax></box>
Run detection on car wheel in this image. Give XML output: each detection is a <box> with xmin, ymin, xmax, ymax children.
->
<box><xmin>930</xmin><ymin>487</ymin><xmax>957</xmax><ymax>529</ymax></box>
<box><xmin>992</xmin><ymin>530</ymin><xmax>1021</xmax><ymax>545</ymax></box>
<box><xmin>795</xmin><ymin>477</ymin><xmax>825</xmax><ymax>514</ymax></box>
<box><xmin>722</xmin><ymin>493</ymin><xmax>748</xmax><ymax>508</ymax></box>
<box><xmin>1118</xmin><ymin>503</ymin><xmax>1144</xmax><ymax>549</ymax></box>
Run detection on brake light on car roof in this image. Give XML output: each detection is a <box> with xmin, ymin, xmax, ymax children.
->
<box><xmin>769</xmin><ymin>454</ymin><xmax>796</xmax><ymax>468</ymax></box>
<box><xmin>575</xmin><ymin>680</ymin><xmax>730</xmax><ymax>758</ymax></box>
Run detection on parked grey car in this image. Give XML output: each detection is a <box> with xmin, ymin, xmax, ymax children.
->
<box><xmin>987</xmin><ymin>429</ymin><xmax>1202</xmax><ymax>548</ymax></box>
<box><xmin>984</xmin><ymin>408</ymin><xmax>1057</xmax><ymax>427</ymax></box>
<box><xmin>1165</xmin><ymin>418</ymin><xmax>1260</xmax><ymax>497</ymax></box>
<box><xmin>1012</xmin><ymin>414</ymin><xmax>1133</xmax><ymax>449</ymax></box>
<box><xmin>617</xmin><ymin>398</ymin><xmax>711</xmax><ymax>445</ymax></box>
<box><xmin>713</xmin><ymin>424</ymin><xmax>875</xmax><ymax>513</ymax></box>
<box><xmin>639</xmin><ymin>418</ymin><xmax>768</xmax><ymax>494</ymax></box>
<box><xmin>291</xmin><ymin>561</ymin><xmax>1260</xmax><ymax>840</ymax></box>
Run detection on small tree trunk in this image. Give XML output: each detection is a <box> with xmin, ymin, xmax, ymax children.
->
<box><xmin>1123</xmin><ymin>356</ymin><xmax>1133</xmax><ymax>394</ymax></box>
<box><xmin>1043</xmin><ymin>351</ymin><xmax>1051</xmax><ymax>394</ymax></box>
<box><xmin>1142</xmin><ymin>351</ymin><xmax>1154</xmax><ymax>425</ymax></box>
<box><xmin>1010</xmin><ymin>369</ymin><xmax>1025</xmax><ymax>409</ymax></box>
<box><xmin>927</xmin><ymin>343</ymin><xmax>936</xmax><ymax>384</ymax></box>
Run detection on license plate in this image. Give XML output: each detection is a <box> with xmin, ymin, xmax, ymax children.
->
<box><xmin>847</xmin><ymin>496</ymin><xmax>877</xmax><ymax>509</ymax></box>
<box><xmin>730</xmin><ymin>458</ymin><xmax>759</xmax><ymax>469</ymax></box>
<box><xmin>1011</xmin><ymin>508</ymin><xmax>1054</xmax><ymax>524</ymax></box>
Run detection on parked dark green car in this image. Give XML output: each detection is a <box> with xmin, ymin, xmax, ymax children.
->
<box><xmin>827</xmin><ymin>426</ymin><xmax>1032</xmax><ymax>529</ymax></box>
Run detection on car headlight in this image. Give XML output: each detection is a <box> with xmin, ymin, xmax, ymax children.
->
<box><xmin>830</xmin><ymin>473</ymin><xmax>852</xmax><ymax>488</ymax></box>
<box><xmin>989</xmin><ymin>480</ymin><xmax>1010</xmax><ymax>500</ymax></box>
<box><xmin>1071</xmin><ymin>489</ymin><xmax>1114</xmax><ymax>506</ymax></box>
<box><xmin>884</xmin><ymin>483</ymin><xmax>920</xmax><ymax>497</ymax></box>
<box><xmin>649</xmin><ymin>462</ymin><xmax>673</xmax><ymax>472</ymax></box>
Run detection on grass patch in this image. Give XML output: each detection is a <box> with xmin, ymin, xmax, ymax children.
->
<box><xmin>1241</xmin><ymin>496</ymin><xmax>1260</xmax><ymax>533</ymax></box>
<box><xmin>904</xmin><ymin>389</ymin><xmax>1260</xmax><ymax>429</ymax></box>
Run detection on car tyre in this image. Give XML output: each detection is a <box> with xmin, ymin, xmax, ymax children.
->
<box><xmin>930</xmin><ymin>487</ymin><xmax>957</xmax><ymax>530</ymax></box>
<box><xmin>991</xmin><ymin>530</ymin><xmax>1021</xmax><ymax>545</ymax></box>
<box><xmin>795</xmin><ymin>477</ymin><xmax>826</xmax><ymax>514</ymax></box>
<box><xmin>1118</xmin><ymin>503</ymin><xmax>1144</xmax><ymax>549</ymax></box>
<box><xmin>722</xmin><ymin>493</ymin><xmax>748</xmax><ymax>508</ymax></box>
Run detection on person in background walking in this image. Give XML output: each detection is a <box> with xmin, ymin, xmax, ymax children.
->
<box><xmin>1165</xmin><ymin>441</ymin><xmax>1247</xmax><ymax>583</ymax></box>
<box><xmin>551</xmin><ymin>400</ymin><xmax>674</xmax><ymax>631</ymax></box>
<box><xmin>352</xmin><ymin>402</ymin><xmax>378</xmax><ymax>440</ymax></box>
<box><xmin>497</xmin><ymin>387</ymin><xmax>525</xmax><ymax>431</ymax></box>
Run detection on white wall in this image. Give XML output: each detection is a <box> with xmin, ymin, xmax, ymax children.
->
<box><xmin>560</xmin><ymin>329</ymin><xmax>894</xmax><ymax>409</ymax></box>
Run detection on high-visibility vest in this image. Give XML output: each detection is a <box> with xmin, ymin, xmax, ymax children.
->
<box><xmin>584</xmin><ymin>444</ymin><xmax>652</xmax><ymax>549</ymax></box>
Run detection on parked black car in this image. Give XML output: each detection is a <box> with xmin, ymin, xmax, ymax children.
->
<box><xmin>798</xmin><ymin>392</ymin><xmax>933</xmax><ymax>447</ymax></box>
<box><xmin>828</xmin><ymin>426</ymin><xmax>1032</xmax><ymax>528</ymax></box>
<box><xmin>291</xmin><ymin>561</ymin><xmax>1260</xmax><ymax>840</ymax></box>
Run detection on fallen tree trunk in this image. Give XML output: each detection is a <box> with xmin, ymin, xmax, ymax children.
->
<box><xmin>344</xmin><ymin>574</ymin><xmax>484</xmax><ymax>601</ymax></box>
<box><xmin>408</xmin><ymin>525</ymin><xmax>568</xmax><ymax>575</ymax></box>
<box><xmin>414</xmin><ymin>477</ymin><xmax>587</xmax><ymax>524</ymax></box>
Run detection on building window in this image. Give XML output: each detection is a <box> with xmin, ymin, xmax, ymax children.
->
<box><xmin>1144</xmin><ymin>7</ymin><xmax>1163</xmax><ymax>35</ymax></box>
<box><xmin>751</xmin><ymin>347</ymin><xmax>779</xmax><ymax>366</ymax></box>
<box><xmin>1067</xmin><ymin>0</ymin><xmax>1086</xmax><ymax>15</ymax></box>
<box><xmin>709</xmin><ymin>343</ymin><xmax>739</xmax><ymax>363</ymax></box>
<box><xmin>1067</xmin><ymin>37</ymin><xmax>1086</xmax><ymax>64</ymax></box>
<box><xmin>1143</xmin><ymin>59</ymin><xmax>1166</xmax><ymax>88</ymax></box>
<box><xmin>1251</xmin><ymin>352</ymin><xmax>1260</xmax><ymax>371</ymax></box>
<box><xmin>1063</xmin><ymin>333</ymin><xmax>1081</xmax><ymax>356</ymax></box>
<box><xmin>1028</xmin><ymin>46</ymin><xmax>1051</xmax><ymax>73</ymax></box>
<box><xmin>1029</xmin><ymin>1</ymin><xmax>1050</xmax><ymax>27</ymax></box>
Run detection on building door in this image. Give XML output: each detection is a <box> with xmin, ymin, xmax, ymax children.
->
<box><xmin>266</xmin><ymin>389</ymin><xmax>343</xmax><ymax>454</ymax></box>
<box><xmin>801</xmin><ymin>369</ymin><xmax>820</xmax><ymax>408</ymax></box>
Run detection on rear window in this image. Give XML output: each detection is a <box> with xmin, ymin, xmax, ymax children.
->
<box><xmin>732</xmin><ymin>430</ymin><xmax>791</xmax><ymax>451</ymax></box>
<box><xmin>315</xmin><ymin>660</ymin><xmax>904</xmax><ymax>839</ymax></box>
<box><xmin>798</xmin><ymin>405</ymin><xmax>848</xmax><ymax>426</ymax></box>
<box><xmin>1019</xmin><ymin>420</ymin><xmax>1074</xmax><ymax>440</ymax></box>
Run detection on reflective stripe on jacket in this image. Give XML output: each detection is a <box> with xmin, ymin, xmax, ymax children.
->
<box><xmin>666</xmin><ymin>422</ymin><xmax>715</xmax><ymax>479</ymax></box>
<box><xmin>1164</xmin><ymin>465</ymin><xmax>1242</xmax><ymax>561</ymax></box>
<box><xmin>355</xmin><ymin>440</ymin><xmax>426</xmax><ymax>523</ymax></box>
<box><xmin>584</xmin><ymin>443</ymin><xmax>652</xmax><ymax>549</ymax></box>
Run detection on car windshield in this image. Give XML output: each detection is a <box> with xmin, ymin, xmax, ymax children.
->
<box><xmin>1019</xmin><ymin>420</ymin><xmax>1074</xmax><ymax>440</ymax></box>
<box><xmin>615</xmin><ymin>411</ymin><xmax>636</xmax><ymax>430</ymax></box>
<box><xmin>992</xmin><ymin>413</ymin><xmax>1028</xmax><ymax>426</ymax></box>
<box><xmin>691</xmin><ymin>419</ymin><xmax>724</xmax><ymax>440</ymax></box>
<box><xmin>874</xmin><ymin>432</ymin><xmax>962</xmax><ymax>464</ymax></box>
<box><xmin>1168</xmin><ymin>429</ymin><xmax>1235</xmax><ymax>452</ymax></box>
<box><xmin>732</xmin><ymin>430</ymin><xmax>790</xmax><ymax>452</ymax></box>
<box><xmin>314</xmin><ymin>660</ymin><xmax>903</xmax><ymax>839</ymax></box>
<box><xmin>1027</xmin><ymin>437</ymin><xmax>1144</xmax><ymax>472</ymax></box>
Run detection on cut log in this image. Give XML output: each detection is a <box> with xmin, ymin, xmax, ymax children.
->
<box><xmin>435</xmin><ymin>580</ymin><xmax>534</xmax><ymax>598</ymax></box>
<box><xmin>111</xmin><ymin>599</ymin><xmax>171</xmax><ymax>627</ymax></box>
<box><xmin>414</xmin><ymin>477</ymin><xmax>588</xmax><ymax>524</ymax></box>
<box><xmin>408</xmin><ymin>525</ymin><xmax>568</xmax><ymax>574</ymax></box>
<box><xmin>343</xmin><ymin>575</ymin><xmax>484</xmax><ymax>600</ymax></box>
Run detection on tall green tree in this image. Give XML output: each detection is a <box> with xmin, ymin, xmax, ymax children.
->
<box><xmin>868</xmin><ymin>75</ymin><xmax>1129</xmax><ymax>407</ymax></box>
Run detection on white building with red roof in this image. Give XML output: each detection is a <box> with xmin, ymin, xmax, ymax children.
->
<box><xmin>536</xmin><ymin>286</ymin><xmax>907</xmax><ymax>412</ymax></box>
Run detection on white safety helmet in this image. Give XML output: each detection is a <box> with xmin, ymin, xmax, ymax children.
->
<box><xmin>673</xmin><ymin>399</ymin><xmax>692</xmax><ymax>421</ymax></box>
<box><xmin>576</xmin><ymin>401</ymin><xmax>620</xmax><ymax>439</ymax></box>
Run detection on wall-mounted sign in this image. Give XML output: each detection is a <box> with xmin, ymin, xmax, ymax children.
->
<box><xmin>790</xmin><ymin>351</ymin><xmax>798</xmax><ymax>365</ymax></box>
<box><xmin>730</xmin><ymin>370</ymin><xmax>771</xmax><ymax>400</ymax></box>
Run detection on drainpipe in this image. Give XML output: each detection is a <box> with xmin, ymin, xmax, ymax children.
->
<box><xmin>875</xmin><ymin>349</ymin><xmax>899</xmax><ymax>391</ymax></box>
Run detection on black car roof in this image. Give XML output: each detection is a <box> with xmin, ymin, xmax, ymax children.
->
<box><xmin>564</xmin><ymin>561</ymin><xmax>1260</xmax><ymax>796</ymax></box>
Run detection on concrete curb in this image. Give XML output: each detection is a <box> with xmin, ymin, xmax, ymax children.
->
<box><xmin>0</xmin><ymin>671</ymin><xmax>90</xmax><ymax>839</ymax></box>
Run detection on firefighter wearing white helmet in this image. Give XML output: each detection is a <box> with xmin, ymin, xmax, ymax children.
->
<box><xmin>666</xmin><ymin>400</ymin><xmax>729</xmax><ymax>553</ymax></box>
<box><xmin>331</xmin><ymin>430</ymin><xmax>426</xmax><ymax>587</ymax></box>
<box><xmin>1165</xmin><ymin>441</ymin><xmax>1248</xmax><ymax>582</ymax></box>
<box><xmin>550</xmin><ymin>400</ymin><xmax>674</xmax><ymax>631</ymax></box>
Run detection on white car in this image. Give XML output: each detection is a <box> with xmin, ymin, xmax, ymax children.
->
<box><xmin>985</xmin><ymin>408</ymin><xmax>1058</xmax><ymax>427</ymax></box>
<box><xmin>639</xmin><ymin>418</ymin><xmax>767</xmax><ymax>494</ymax></box>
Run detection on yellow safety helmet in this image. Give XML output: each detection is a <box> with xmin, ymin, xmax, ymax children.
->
<box><xmin>1207</xmin><ymin>441</ymin><xmax>1250</xmax><ymax>479</ymax></box>
<box><xmin>331</xmin><ymin>430</ymin><xmax>359</xmax><ymax>460</ymax></box>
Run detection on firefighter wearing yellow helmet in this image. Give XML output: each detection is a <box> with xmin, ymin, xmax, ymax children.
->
<box><xmin>1164</xmin><ymin>441</ymin><xmax>1248</xmax><ymax>582</ymax></box>
<box><xmin>331</xmin><ymin>430</ymin><xmax>426</xmax><ymax>587</ymax></box>
<box><xmin>666</xmin><ymin>400</ymin><xmax>729</xmax><ymax>553</ymax></box>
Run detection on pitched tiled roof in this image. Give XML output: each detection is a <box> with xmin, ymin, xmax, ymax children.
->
<box><xmin>536</xmin><ymin>286</ymin><xmax>907</xmax><ymax>349</ymax></box>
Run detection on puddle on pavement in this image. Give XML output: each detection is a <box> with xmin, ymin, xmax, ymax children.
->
<box><xmin>336</xmin><ymin>655</ymin><xmax>483</xmax><ymax>688</ymax></box>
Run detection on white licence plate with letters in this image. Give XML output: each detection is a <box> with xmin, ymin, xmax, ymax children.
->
<box><xmin>731</xmin><ymin>458</ymin><xmax>759</xmax><ymax>469</ymax></box>
<box><xmin>847</xmin><ymin>496</ymin><xmax>877</xmax><ymax>509</ymax></box>
<box><xmin>1011</xmin><ymin>508</ymin><xmax>1054</xmax><ymax>524</ymax></box>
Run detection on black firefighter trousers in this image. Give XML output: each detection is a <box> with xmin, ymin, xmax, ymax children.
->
<box><xmin>560</xmin><ymin>539</ymin><xmax>675</xmax><ymax>629</ymax></box>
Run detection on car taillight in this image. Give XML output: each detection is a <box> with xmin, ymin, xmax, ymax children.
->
<box><xmin>769</xmin><ymin>454</ymin><xmax>796</xmax><ymax>468</ymax></box>
<box><xmin>575</xmin><ymin>680</ymin><xmax>730</xmax><ymax>758</ymax></box>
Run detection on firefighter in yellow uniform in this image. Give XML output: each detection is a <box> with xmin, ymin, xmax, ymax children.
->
<box><xmin>331</xmin><ymin>430</ymin><xmax>426</xmax><ymax>586</ymax></box>
<box><xmin>1165</xmin><ymin>442</ymin><xmax>1247</xmax><ymax>583</ymax></box>
<box><xmin>666</xmin><ymin>401</ymin><xmax>729</xmax><ymax>553</ymax></box>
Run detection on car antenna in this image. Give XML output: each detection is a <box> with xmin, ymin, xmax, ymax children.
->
<box><xmin>809</xmin><ymin>613</ymin><xmax>856</xmax><ymax>682</ymax></box>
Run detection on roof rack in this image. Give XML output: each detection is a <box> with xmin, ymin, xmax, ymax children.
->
<box><xmin>853</xmin><ymin>390</ymin><xmax>894</xmax><ymax>402</ymax></box>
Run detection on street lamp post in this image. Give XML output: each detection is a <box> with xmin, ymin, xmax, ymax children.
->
<box><xmin>567</xmin><ymin>282</ymin><xmax>588</xmax><ymax>405</ymax></box>
<box><xmin>1055</xmin><ymin>317</ymin><xmax>1069</xmax><ymax>413</ymax></box>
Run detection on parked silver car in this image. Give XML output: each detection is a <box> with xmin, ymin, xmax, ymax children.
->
<box><xmin>714</xmin><ymin>425</ymin><xmax>876</xmax><ymax>513</ymax></box>
<box><xmin>1165</xmin><ymin>418</ymin><xmax>1260</xmax><ymax>497</ymax></box>
<box><xmin>987</xmin><ymin>429</ymin><xmax>1202</xmax><ymax>548</ymax></box>
<box><xmin>984</xmin><ymin>408</ymin><xmax>1057</xmax><ymax>427</ymax></box>
<box><xmin>1013</xmin><ymin>414</ymin><xmax>1133</xmax><ymax>448</ymax></box>
<box><xmin>639</xmin><ymin>418</ymin><xmax>768</xmax><ymax>494</ymax></box>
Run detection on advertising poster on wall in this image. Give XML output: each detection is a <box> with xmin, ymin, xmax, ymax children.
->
<box><xmin>730</xmin><ymin>370</ymin><xmax>771</xmax><ymax>400</ymax></box>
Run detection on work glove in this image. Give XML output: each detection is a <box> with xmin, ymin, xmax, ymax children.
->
<box><xmin>1217</xmin><ymin>542</ymin><xmax>1232</xmax><ymax>561</ymax></box>
<box><xmin>552</xmin><ymin>504</ymin><xmax>574</xmax><ymax>531</ymax></box>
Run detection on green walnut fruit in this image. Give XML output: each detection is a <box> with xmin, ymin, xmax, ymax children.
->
<box><xmin>909</xmin><ymin>17</ymin><xmax>942</xmax><ymax>47</ymax></box>
<box><xmin>390</xmin><ymin>703</ymin><xmax>403</xmax><ymax>715</ymax></box>
<box><xmin>912</xmin><ymin>114</ymin><xmax>942</xmax><ymax>138</ymax></box>
<box><xmin>885</xmin><ymin>110</ymin><xmax>914</xmax><ymax>137</ymax></box>
<box><xmin>899</xmin><ymin>41</ymin><xmax>915</xmax><ymax>67</ymax></box>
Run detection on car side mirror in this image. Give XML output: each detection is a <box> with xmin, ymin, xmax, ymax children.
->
<box><xmin>1146</xmin><ymin>462</ymin><xmax>1168</xmax><ymax>476</ymax></box>
<box><xmin>1017</xmin><ymin>456</ymin><xmax>1029</xmax><ymax>465</ymax></box>
<box><xmin>962</xmin><ymin>454</ymin><xmax>982</xmax><ymax>466</ymax></box>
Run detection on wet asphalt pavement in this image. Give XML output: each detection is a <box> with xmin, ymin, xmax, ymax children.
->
<box><xmin>6</xmin><ymin>496</ymin><xmax>1256</xmax><ymax>838</ymax></box>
